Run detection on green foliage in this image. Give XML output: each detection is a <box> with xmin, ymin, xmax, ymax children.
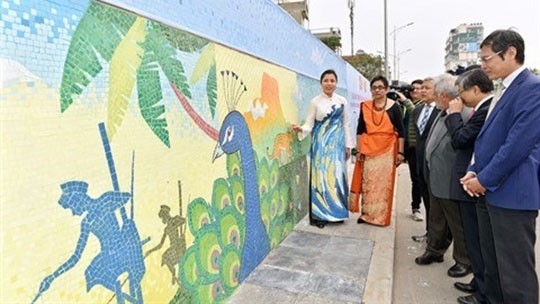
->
<box><xmin>60</xmin><ymin>1</ymin><xmax>136</xmax><ymax>112</ymax></box>
<box><xmin>60</xmin><ymin>1</ymin><xmax>215</xmax><ymax>148</ymax></box>
<box><xmin>320</xmin><ymin>36</ymin><xmax>342</xmax><ymax>52</ymax></box>
<box><xmin>147</xmin><ymin>22</ymin><xmax>192</xmax><ymax>99</ymax></box>
<box><xmin>343</xmin><ymin>53</ymin><xmax>385</xmax><ymax>80</ymax></box>
<box><xmin>207</xmin><ymin>64</ymin><xmax>218</xmax><ymax>118</ymax></box>
<box><xmin>137</xmin><ymin>34</ymin><xmax>170</xmax><ymax>147</ymax></box>
<box><xmin>158</xmin><ymin>24</ymin><xmax>209</xmax><ymax>52</ymax></box>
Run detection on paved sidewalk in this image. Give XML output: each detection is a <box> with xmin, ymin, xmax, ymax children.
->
<box><xmin>229</xmin><ymin>162</ymin><xmax>397</xmax><ymax>304</ymax></box>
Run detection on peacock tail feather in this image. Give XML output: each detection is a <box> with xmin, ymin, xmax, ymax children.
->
<box><xmin>194</xmin><ymin>225</ymin><xmax>221</xmax><ymax>283</ymax></box>
<box><xmin>226</xmin><ymin>152</ymin><xmax>243</xmax><ymax>178</ymax></box>
<box><xmin>179</xmin><ymin>246</ymin><xmax>200</xmax><ymax>291</ymax></box>
<box><xmin>278</xmin><ymin>183</ymin><xmax>289</xmax><ymax>217</ymax></box>
<box><xmin>257</xmin><ymin>157</ymin><xmax>270</xmax><ymax>197</ymax></box>
<box><xmin>211</xmin><ymin>178</ymin><xmax>233</xmax><ymax>212</ymax></box>
<box><xmin>188</xmin><ymin>198</ymin><xmax>213</xmax><ymax>235</ymax></box>
<box><xmin>269</xmin><ymin>159</ymin><xmax>279</xmax><ymax>189</ymax></box>
<box><xmin>259</xmin><ymin>193</ymin><xmax>271</xmax><ymax>234</ymax></box>
<box><xmin>269</xmin><ymin>219</ymin><xmax>284</xmax><ymax>249</ymax></box>
<box><xmin>229</xmin><ymin>176</ymin><xmax>245</xmax><ymax>215</ymax></box>
<box><xmin>270</xmin><ymin>190</ymin><xmax>280</xmax><ymax>219</ymax></box>
<box><xmin>219</xmin><ymin>245</ymin><xmax>241</xmax><ymax>295</ymax></box>
<box><xmin>283</xmin><ymin>221</ymin><xmax>294</xmax><ymax>238</ymax></box>
<box><xmin>216</xmin><ymin>206</ymin><xmax>244</xmax><ymax>250</ymax></box>
<box><xmin>195</xmin><ymin>280</ymin><xmax>226</xmax><ymax>304</ymax></box>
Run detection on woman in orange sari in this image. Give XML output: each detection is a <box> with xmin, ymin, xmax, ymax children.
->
<box><xmin>350</xmin><ymin>75</ymin><xmax>405</xmax><ymax>226</ymax></box>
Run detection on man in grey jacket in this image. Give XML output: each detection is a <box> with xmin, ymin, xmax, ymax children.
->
<box><xmin>414</xmin><ymin>73</ymin><xmax>472</xmax><ymax>278</ymax></box>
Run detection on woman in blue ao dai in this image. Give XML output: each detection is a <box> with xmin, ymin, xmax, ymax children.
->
<box><xmin>292</xmin><ymin>69</ymin><xmax>354</xmax><ymax>228</ymax></box>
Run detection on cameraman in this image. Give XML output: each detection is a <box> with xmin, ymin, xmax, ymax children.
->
<box><xmin>394</xmin><ymin>80</ymin><xmax>425</xmax><ymax>222</ymax></box>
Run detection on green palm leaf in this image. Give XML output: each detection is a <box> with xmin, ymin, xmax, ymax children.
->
<box><xmin>60</xmin><ymin>1</ymin><xmax>136</xmax><ymax>112</ymax></box>
<box><xmin>107</xmin><ymin>17</ymin><xmax>146</xmax><ymax>139</ymax></box>
<box><xmin>147</xmin><ymin>22</ymin><xmax>192</xmax><ymax>99</ymax></box>
<box><xmin>190</xmin><ymin>43</ymin><xmax>215</xmax><ymax>84</ymax></box>
<box><xmin>137</xmin><ymin>36</ymin><xmax>170</xmax><ymax>147</ymax></box>
<box><xmin>158</xmin><ymin>24</ymin><xmax>209</xmax><ymax>52</ymax></box>
<box><xmin>206</xmin><ymin>64</ymin><xmax>217</xmax><ymax>118</ymax></box>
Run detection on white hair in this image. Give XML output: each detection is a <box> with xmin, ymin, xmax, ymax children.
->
<box><xmin>434</xmin><ymin>73</ymin><xmax>459</xmax><ymax>98</ymax></box>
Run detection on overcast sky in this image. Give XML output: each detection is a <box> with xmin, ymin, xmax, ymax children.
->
<box><xmin>308</xmin><ymin>0</ymin><xmax>540</xmax><ymax>82</ymax></box>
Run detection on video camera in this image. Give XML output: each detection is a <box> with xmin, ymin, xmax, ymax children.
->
<box><xmin>386</xmin><ymin>80</ymin><xmax>412</xmax><ymax>101</ymax></box>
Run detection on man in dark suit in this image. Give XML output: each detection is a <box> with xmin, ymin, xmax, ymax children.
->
<box><xmin>401</xmin><ymin>80</ymin><xmax>425</xmax><ymax>221</ymax></box>
<box><xmin>411</xmin><ymin>78</ymin><xmax>440</xmax><ymax>241</ymax></box>
<box><xmin>414</xmin><ymin>73</ymin><xmax>472</xmax><ymax>279</ymax></box>
<box><xmin>446</xmin><ymin>68</ymin><xmax>494</xmax><ymax>304</ymax></box>
<box><xmin>462</xmin><ymin>30</ymin><xmax>540</xmax><ymax>303</ymax></box>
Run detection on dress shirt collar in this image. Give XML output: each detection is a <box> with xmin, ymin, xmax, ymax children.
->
<box><xmin>501</xmin><ymin>65</ymin><xmax>526</xmax><ymax>90</ymax></box>
<box><xmin>475</xmin><ymin>94</ymin><xmax>494</xmax><ymax>111</ymax></box>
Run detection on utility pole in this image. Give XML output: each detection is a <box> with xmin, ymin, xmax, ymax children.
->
<box><xmin>348</xmin><ymin>0</ymin><xmax>355</xmax><ymax>55</ymax></box>
<box><xmin>383</xmin><ymin>0</ymin><xmax>389</xmax><ymax>79</ymax></box>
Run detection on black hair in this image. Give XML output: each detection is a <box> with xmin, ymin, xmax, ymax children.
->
<box><xmin>370</xmin><ymin>75</ymin><xmax>389</xmax><ymax>88</ymax></box>
<box><xmin>465</xmin><ymin>64</ymin><xmax>481</xmax><ymax>72</ymax></box>
<box><xmin>480</xmin><ymin>30</ymin><xmax>525</xmax><ymax>64</ymax></box>
<box><xmin>411</xmin><ymin>79</ymin><xmax>423</xmax><ymax>86</ymax></box>
<box><xmin>458</xmin><ymin>68</ymin><xmax>494</xmax><ymax>93</ymax></box>
<box><xmin>320</xmin><ymin>69</ymin><xmax>338</xmax><ymax>83</ymax></box>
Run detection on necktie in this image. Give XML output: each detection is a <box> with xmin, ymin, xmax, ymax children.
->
<box><xmin>418</xmin><ymin>105</ymin><xmax>431</xmax><ymax>135</ymax></box>
<box><xmin>486</xmin><ymin>80</ymin><xmax>506</xmax><ymax>118</ymax></box>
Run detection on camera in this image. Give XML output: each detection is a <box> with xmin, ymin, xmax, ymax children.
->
<box><xmin>386</xmin><ymin>80</ymin><xmax>412</xmax><ymax>101</ymax></box>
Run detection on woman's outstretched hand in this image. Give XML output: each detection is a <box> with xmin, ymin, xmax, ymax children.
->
<box><xmin>290</xmin><ymin>124</ymin><xmax>303</xmax><ymax>133</ymax></box>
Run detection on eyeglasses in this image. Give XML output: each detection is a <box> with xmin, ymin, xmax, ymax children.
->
<box><xmin>479</xmin><ymin>50</ymin><xmax>503</xmax><ymax>63</ymax></box>
<box><xmin>371</xmin><ymin>85</ymin><xmax>387</xmax><ymax>91</ymax></box>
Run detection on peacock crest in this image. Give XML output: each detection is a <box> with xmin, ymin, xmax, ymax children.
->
<box><xmin>220</xmin><ymin>70</ymin><xmax>247</xmax><ymax>112</ymax></box>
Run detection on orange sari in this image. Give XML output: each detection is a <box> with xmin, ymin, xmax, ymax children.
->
<box><xmin>350</xmin><ymin>101</ymin><xmax>398</xmax><ymax>226</ymax></box>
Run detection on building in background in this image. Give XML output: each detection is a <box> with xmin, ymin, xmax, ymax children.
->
<box><xmin>444</xmin><ymin>23</ymin><xmax>484</xmax><ymax>71</ymax></box>
<box><xmin>275</xmin><ymin>0</ymin><xmax>309</xmax><ymax>27</ymax></box>
<box><xmin>275</xmin><ymin>1</ymin><xmax>343</xmax><ymax>55</ymax></box>
<box><xmin>311</xmin><ymin>27</ymin><xmax>342</xmax><ymax>55</ymax></box>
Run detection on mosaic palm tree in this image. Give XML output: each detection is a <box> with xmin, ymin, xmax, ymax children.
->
<box><xmin>59</xmin><ymin>1</ymin><xmax>218</xmax><ymax>147</ymax></box>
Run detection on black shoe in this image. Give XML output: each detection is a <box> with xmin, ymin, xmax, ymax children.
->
<box><xmin>415</xmin><ymin>251</ymin><xmax>444</xmax><ymax>265</ymax></box>
<box><xmin>357</xmin><ymin>217</ymin><xmax>366</xmax><ymax>224</ymax></box>
<box><xmin>448</xmin><ymin>263</ymin><xmax>473</xmax><ymax>277</ymax></box>
<box><xmin>454</xmin><ymin>282</ymin><xmax>476</xmax><ymax>294</ymax></box>
<box><xmin>457</xmin><ymin>295</ymin><xmax>483</xmax><ymax>304</ymax></box>
<box><xmin>412</xmin><ymin>233</ymin><xmax>428</xmax><ymax>242</ymax></box>
<box><xmin>310</xmin><ymin>220</ymin><xmax>326</xmax><ymax>229</ymax></box>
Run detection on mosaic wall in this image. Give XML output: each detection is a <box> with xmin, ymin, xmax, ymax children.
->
<box><xmin>0</xmin><ymin>0</ymin><xmax>370</xmax><ymax>303</ymax></box>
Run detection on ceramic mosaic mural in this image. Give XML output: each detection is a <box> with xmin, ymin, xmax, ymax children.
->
<box><xmin>0</xmin><ymin>0</ymin><xmax>370</xmax><ymax>303</ymax></box>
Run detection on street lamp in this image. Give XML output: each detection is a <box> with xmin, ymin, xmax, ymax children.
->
<box><xmin>377</xmin><ymin>48</ymin><xmax>412</xmax><ymax>81</ymax></box>
<box><xmin>396</xmin><ymin>48</ymin><xmax>412</xmax><ymax>81</ymax></box>
<box><xmin>390</xmin><ymin>22</ymin><xmax>414</xmax><ymax>81</ymax></box>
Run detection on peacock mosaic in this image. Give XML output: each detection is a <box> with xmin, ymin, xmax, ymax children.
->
<box><xmin>0</xmin><ymin>0</ymin><xmax>331</xmax><ymax>303</ymax></box>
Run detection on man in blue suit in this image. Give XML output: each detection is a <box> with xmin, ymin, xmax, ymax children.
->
<box><xmin>462</xmin><ymin>30</ymin><xmax>540</xmax><ymax>303</ymax></box>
